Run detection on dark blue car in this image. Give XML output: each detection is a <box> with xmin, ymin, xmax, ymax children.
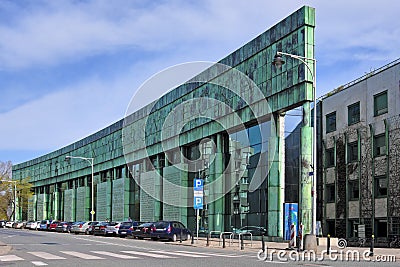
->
<box><xmin>117</xmin><ymin>221</ymin><xmax>142</xmax><ymax>238</ymax></box>
<box><xmin>150</xmin><ymin>221</ymin><xmax>191</xmax><ymax>242</ymax></box>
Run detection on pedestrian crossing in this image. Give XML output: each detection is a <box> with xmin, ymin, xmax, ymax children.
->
<box><xmin>0</xmin><ymin>249</ymin><xmax>245</xmax><ymax>264</ymax></box>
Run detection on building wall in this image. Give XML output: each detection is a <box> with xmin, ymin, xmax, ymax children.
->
<box><xmin>321</xmin><ymin>60</ymin><xmax>400</xmax><ymax>239</ymax></box>
<box><xmin>12</xmin><ymin>6</ymin><xmax>316</xmax><ymax>238</ymax></box>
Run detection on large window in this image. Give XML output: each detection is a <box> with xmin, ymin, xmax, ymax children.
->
<box><xmin>326</xmin><ymin>112</ymin><xmax>336</xmax><ymax>133</ymax></box>
<box><xmin>347</xmin><ymin>142</ymin><xmax>358</xmax><ymax>162</ymax></box>
<box><xmin>374</xmin><ymin>175</ymin><xmax>387</xmax><ymax>197</ymax></box>
<box><xmin>348</xmin><ymin>180</ymin><xmax>359</xmax><ymax>200</ymax></box>
<box><xmin>374</xmin><ymin>134</ymin><xmax>386</xmax><ymax>157</ymax></box>
<box><xmin>326</xmin><ymin>184</ymin><xmax>335</xmax><ymax>202</ymax></box>
<box><xmin>374</xmin><ymin>91</ymin><xmax>388</xmax><ymax>116</ymax></box>
<box><xmin>325</xmin><ymin>148</ymin><xmax>335</xmax><ymax>167</ymax></box>
<box><xmin>348</xmin><ymin>102</ymin><xmax>360</xmax><ymax>125</ymax></box>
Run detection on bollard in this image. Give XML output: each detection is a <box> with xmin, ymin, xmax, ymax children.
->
<box><xmin>369</xmin><ymin>234</ymin><xmax>374</xmax><ymax>256</ymax></box>
<box><xmin>261</xmin><ymin>235</ymin><xmax>265</xmax><ymax>252</ymax></box>
<box><xmin>327</xmin><ymin>234</ymin><xmax>331</xmax><ymax>255</ymax></box>
<box><xmin>240</xmin><ymin>236</ymin><xmax>244</xmax><ymax>250</ymax></box>
<box><xmin>180</xmin><ymin>229</ymin><xmax>182</xmax><ymax>243</ymax></box>
<box><xmin>223</xmin><ymin>234</ymin><xmax>226</xmax><ymax>248</ymax></box>
<box><xmin>206</xmin><ymin>232</ymin><xmax>209</xmax><ymax>247</ymax></box>
<box><xmin>191</xmin><ymin>230</ymin><xmax>194</xmax><ymax>244</ymax></box>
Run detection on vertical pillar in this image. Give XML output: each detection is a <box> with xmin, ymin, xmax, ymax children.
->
<box><xmin>54</xmin><ymin>184</ymin><xmax>59</xmax><ymax>220</ymax></box>
<box><xmin>300</xmin><ymin>101</ymin><xmax>313</xmax><ymax>234</ymax></box>
<box><xmin>214</xmin><ymin>133</ymin><xmax>224</xmax><ymax>232</ymax></box>
<box><xmin>268</xmin><ymin>112</ymin><xmax>285</xmax><ymax>237</ymax></box>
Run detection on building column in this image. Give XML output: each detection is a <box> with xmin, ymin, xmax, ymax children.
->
<box><xmin>300</xmin><ymin>101</ymin><xmax>313</xmax><ymax>234</ymax></box>
<box><xmin>268</xmin><ymin>112</ymin><xmax>285</xmax><ymax>237</ymax></box>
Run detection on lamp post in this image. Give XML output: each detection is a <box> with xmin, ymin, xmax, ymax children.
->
<box><xmin>65</xmin><ymin>156</ymin><xmax>95</xmax><ymax>222</ymax></box>
<box><xmin>273</xmin><ymin>52</ymin><xmax>317</xmax><ymax>237</ymax></box>
<box><xmin>0</xmin><ymin>180</ymin><xmax>17</xmax><ymax>221</ymax></box>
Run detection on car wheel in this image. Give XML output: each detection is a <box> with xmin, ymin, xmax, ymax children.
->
<box><xmin>172</xmin><ymin>234</ymin><xmax>177</xmax><ymax>242</ymax></box>
<box><xmin>151</xmin><ymin>237</ymin><xmax>158</xmax><ymax>241</ymax></box>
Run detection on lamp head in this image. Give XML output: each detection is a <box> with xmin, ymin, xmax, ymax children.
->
<box><xmin>272</xmin><ymin>54</ymin><xmax>285</xmax><ymax>69</ymax></box>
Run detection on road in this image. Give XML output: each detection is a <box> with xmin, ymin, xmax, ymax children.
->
<box><xmin>0</xmin><ymin>228</ymin><xmax>399</xmax><ymax>267</ymax></box>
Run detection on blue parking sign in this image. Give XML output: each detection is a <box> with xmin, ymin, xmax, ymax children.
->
<box><xmin>194</xmin><ymin>196</ymin><xmax>203</xmax><ymax>209</ymax></box>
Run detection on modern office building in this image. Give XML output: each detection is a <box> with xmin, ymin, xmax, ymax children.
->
<box><xmin>12</xmin><ymin>6</ymin><xmax>317</xmax><ymax>239</ymax></box>
<box><xmin>321</xmin><ymin>58</ymin><xmax>400</xmax><ymax>239</ymax></box>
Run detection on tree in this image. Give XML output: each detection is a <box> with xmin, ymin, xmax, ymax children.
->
<box><xmin>0</xmin><ymin>161</ymin><xmax>33</xmax><ymax>221</ymax></box>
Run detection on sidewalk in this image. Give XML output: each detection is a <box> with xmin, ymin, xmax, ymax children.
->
<box><xmin>175</xmin><ymin>237</ymin><xmax>400</xmax><ymax>260</ymax></box>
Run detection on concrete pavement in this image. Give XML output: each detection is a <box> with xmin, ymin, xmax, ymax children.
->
<box><xmin>175</xmin><ymin>236</ymin><xmax>400</xmax><ymax>261</ymax></box>
<box><xmin>0</xmin><ymin>240</ymin><xmax>12</xmax><ymax>256</ymax></box>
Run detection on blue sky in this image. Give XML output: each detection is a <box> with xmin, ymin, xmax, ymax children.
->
<box><xmin>1</xmin><ymin>0</ymin><xmax>400</xmax><ymax>164</ymax></box>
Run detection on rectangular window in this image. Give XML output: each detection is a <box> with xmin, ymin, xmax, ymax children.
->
<box><xmin>374</xmin><ymin>176</ymin><xmax>387</xmax><ymax>197</ymax></box>
<box><xmin>326</xmin><ymin>112</ymin><xmax>336</xmax><ymax>133</ymax></box>
<box><xmin>326</xmin><ymin>184</ymin><xmax>335</xmax><ymax>202</ymax></box>
<box><xmin>348</xmin><ymin>180</ymin><xmax>359</xmax><ymax>200</ymax></box>
<box><xmin>374</xmin><ymin>91</ymin><xmax>388</xmax><ymax>116</ymax></box>
<box><xmin>348</xmin><ymin>102</ymin><xmax>360</xmax><ymax>125</ymax></box>
<box><xmin>325</xmin><ymin>148</ymin><xmax>335</xmax><ymax>167</ymax></box>
<box><xmin>347</xmin><ymin>142</ymin><xmax>358</xmax><ymax>162</ymax></box>
<box><xmin>374</xmin><ymin>134</ymin><xmax>386</xmax><ymax>157</ymax></box>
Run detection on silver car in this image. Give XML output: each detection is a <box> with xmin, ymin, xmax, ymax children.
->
<box><xmin>70</xmin><ymin>221</ymin><xmax>99</xmax><ymax>235</ymax></box>
<box><xmin>104</xmin><ymin>222</ymin><xmax>121</xmax><ymax>236</ymax></box>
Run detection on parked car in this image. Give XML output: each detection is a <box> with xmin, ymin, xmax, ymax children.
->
<box><xmin>48</xmin><ymin>221</ymin><xmax>59</xmax><ymax>231</ymax></box>
<box><xmin>233</xmin><ymin>226</ymin><xmax>267</xmax><ymax>236</ymax></box>
<box><xmin>118</xmin><ymin>221</ymin><xmax>142</xmax><ymax>238</ymax></box>
<box><xmin>5</xmin><ymin>221</ymin><xmax>14</xmax><ymax>228</ymax></box>
<box><xmin>132</xmin><ymin>222</ymin><xmax>154</xmax><ymax>239</ymax></box>
<box><xmin>14</xmin><ymin>221</ymin><xmax>24</xmax><ymax>229</ymax></box>
<box><xmin>0</xmin><ymin>220</ymin><xmax>5</xmax><ymax>228</ymax></box>
<box><xmin>39</xmin><ymin>220</ymin><xmax>52</xmax><ymax>230</ymax></box>
<box><xmin>150</xmin><ymin>221</ymin><xmax>191</xmax><ymax>241</ymax></box>
<box><xmin>55</xmin><ymin>221</ymin><xmax>73</xmax><ymax>233</ymax></box>
<box><xmin>104</xmin><ymin>222</ymin><xmax>121</xmax><ymax>236</ymax></box>
<box><xmin>70</xmin><ymin>221</ymin><xmax>99</xmax><ymax>235</ymax></box>
<box><xmin>25</xmin><ymin>221</ymin><xmax>34</xmax><ymax>229</ymax></box>
<box><xmin>92</xmin><ymin>222</ymin><xmax>110</xmax><ymax>236</ymax></box>
<box><xmin>29</xmin><ymin>221</ymin><xmax>40</xmax><ymax>230</ymax></box>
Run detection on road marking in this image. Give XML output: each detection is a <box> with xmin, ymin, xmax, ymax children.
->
<box><xmin>176</xmin><ymin>250</ymin><xmax>242</xmax><ymax>258</ymax></box>
<box><xmin>32</xmin><ymin>261</ymin><xmax>48</xmax><ymax>266</ymax></box>
<box><xmin>59</xmin><ymin>251</ymin><xmax>104</xmax><ymax>260</ymax></box>
<box><xmin>121</xmin><ymin>250</ymin><xmax>177</xmax><ymax>258</ymax></box>
<box><xmin>91</xmin><ymin>251</ymin><xmax>139</xmax><ymax>259</ymax></box>
<box><xmin>150</xmin><ymin>250</ymin><xmax>209</xmax><ymax>258</ymax></box>
<box><xmin>28</xmin><ymin>252</ymin><xmax>66</xmax><ymax>260</ymax></box>
<box><xmin>0</xmin><ymin>255</ymin><xmax>24</xmax><ymax>261</ymax></box>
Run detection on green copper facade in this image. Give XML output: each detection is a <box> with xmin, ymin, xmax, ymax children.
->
<box><xmin>12</xmin><ymin>6</ymin><xmax>315</xmax><ymax>238</ymax></box>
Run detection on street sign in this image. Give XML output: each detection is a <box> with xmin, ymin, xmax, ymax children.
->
<box><xmin>194</xmin><ymin>179</ymin><xmax>204</xmax><ymax>210</ymax></box>
<box><xmin>90</xmin><ymin>210</ymin><xmax>95</xmax><ymax>215</ymax></box>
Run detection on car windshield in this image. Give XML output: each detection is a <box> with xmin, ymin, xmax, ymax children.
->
<box><xmin>121</xmin><ymin>222</ymin><xmax>132</xmax><ymax>227</ymax></box>
<box><xmin>154</xmin><ymin>221</ymin><xmax>169</xmax><ymax>229</ymax></box>
<box><xmin>139</xmin><ymin>223</ymin><xmax>153</xmax><ymax>227</ymax></box>
<box><xmin>108</xmin><ymin>222</ymin><xmax>119</xmax><ymax>226</ymax></box>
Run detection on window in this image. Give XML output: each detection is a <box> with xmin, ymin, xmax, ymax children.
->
<box><xmin>348</xmin><ymin>102</ymin><xmax>360</xmax><ymax>125</ymax></box>
<box><xmin>374</xmin><ymin>176</ymin><xmax>387</xmax><ymax>197</ymax></box>
<box><xmin>325</xmin><ymin>148</ymin><xmax>335</xmax><ymax>167</ymax></box>
<box><xmin>326</xmin><ymin>112</ymin><xmax>336</xmax><ymax>133</ymax></box>
<box><xmin>347</xmin><ymin>142</ymin><xmax>358</xmax><ymax>162</ymax></box>
<box><xmin>374</xmin><ymin>134</ymin><xmax>386</xmax><ymax>157</ymax></box>
<box><xmin>348</xmin><ymin>180</ymin><xmax>359</xmax><ymax>200</ymax></box>
<box><xmin>326</xmin><ymin>184</ymin><xmax>335</xmax><ymax>202</ymax></box>
<box><xmin>374</xmin><ymin>91</ymin><xmax>388</xmax><ymax>116</ymax></box>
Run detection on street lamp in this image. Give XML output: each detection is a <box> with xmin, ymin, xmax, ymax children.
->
<box><xmin>65</xmin><ymin>156</ymin><xmax>95</xmax><ymax>222</ymax></box>
<box><xmin>0</xmin><ymin>180</ymin><xmax>17</xmax><ymax>221</ymax></box>
<box><xmin>273</xmin><ymin>52</ymin><xmax>317</xmax><ymax>237</ymax></box>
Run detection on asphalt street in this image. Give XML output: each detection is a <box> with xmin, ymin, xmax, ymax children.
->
<box><xmin>0</xmin><ymin>228</ymin><xmax>399</xmax><ymax>267</ymax></box>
